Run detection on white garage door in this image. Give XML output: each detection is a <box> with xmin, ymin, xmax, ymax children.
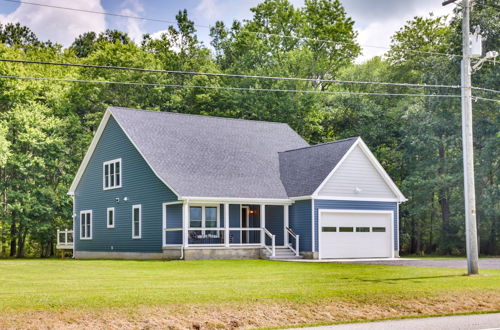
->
<box><xmin>319</xmin><ymin>210</ymin><xmax>393</xmax><ymax>259</ymax></box>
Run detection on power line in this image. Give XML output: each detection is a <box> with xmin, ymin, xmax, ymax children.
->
<box><xmin>0</xmin><ymin>58</ymin><xmax>464</xmax><ymax>90</ymax></box>
<box><xmin>2</xmin><ymin>0</ymin><xmax>466</xmax><ymax>60</ymax></box>
<box><xmin>473</xmin><ymin>96</ymin><xmax>500</xmax><ymax>103</ymax></box>
<box><xmin>0</xmin><ymin>74</ymin><xmax>467</xmax><ymax>99</ymax></box>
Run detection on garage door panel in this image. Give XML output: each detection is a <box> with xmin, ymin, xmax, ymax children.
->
<box><xmin>320</xmin><ymin>211</ymin><xmax>392</xmax><ymax>259</ymax></box>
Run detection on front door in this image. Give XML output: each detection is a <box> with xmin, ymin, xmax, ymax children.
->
<box><xmin>241</xmin><ymin>206</ymin><xmax>250</xmax><ymax>243</ymax></box>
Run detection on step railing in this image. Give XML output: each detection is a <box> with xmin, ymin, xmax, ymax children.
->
<box><xmin>263</xmin><ymin>228</ymin><xmax>276</xmax><ymax>257</ymax></box>
<box><xmin>286</xmin><ymin>227</ymin><xmax>300</xmax><ymax>256</ymax></box>
<box><xmin>56</xmin><ymin>229</ymin><xmax>74</xmax><ymax>249</ymax></box>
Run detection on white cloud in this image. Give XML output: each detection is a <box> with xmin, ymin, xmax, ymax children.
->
<box><xmin>352</xmin><ymin>1</ymin><xmax>454</xmax><ymax>63</ymax></box>
<box><xmin>118</xmin><ymin>0</ymin><xmax>145</xmax><ymax>43</ymax></box>
<box><xmin>195</xmin><ymin>0</ymin><xmax>222</xmax><ymax>21</ymax></box>
<box><xmin>0</xmin><ymin>0</ymin><xmax>106</xmax><ymax>46</ymax></box>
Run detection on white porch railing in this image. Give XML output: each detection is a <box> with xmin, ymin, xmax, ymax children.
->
<box><xmin>164</xmin><ymin>227</ymin><xmax>275</xmax><ymax>256</ymax></box>
<box><xmin>56</xmin><ymin>229</ymin><xmax>74</xmax><ymax>249</ymax></box>
<box><xmin>286</xmin><ymin>227</ymin><xmax>300</xmax><ymax>256</ymax></box>
<box><xmin>263</xmin><ymin>228</ymin><xmax>276</xmax><ymax>257</ymax></box>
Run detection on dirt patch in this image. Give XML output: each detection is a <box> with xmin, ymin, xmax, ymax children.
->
<box><xmin>1</xmin><ymin>291</ymin><xmax>499</xmax><ymax>329</ymax></box>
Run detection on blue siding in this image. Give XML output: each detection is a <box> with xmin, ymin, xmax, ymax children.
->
<box><xmin>289</xmin><ymin>200</ymin><xmax>312</xmax><ymax>252</ymax></box>
<box><xmin>265</xmin><ymin>205</ymin><xmax>284</xmax><ymax>246</ymax></box>
<box><xmin>74</xmin><ymin>116</ymin><xmax>178</xmax><ymax>253</ymax></box>
<box><xmin>229</xmin><ymin>204</ymin><xmax>241</xmax><ymax>243</ymax></box>
<box><xmin>165</xmin><ymin>203</ymin><xmax>182</xmax><ymax>245</ymax></box>
<box><xmin>313</xmin><ymin>200</ymin><xmax>399</xmax><ymax>252</ymax></box>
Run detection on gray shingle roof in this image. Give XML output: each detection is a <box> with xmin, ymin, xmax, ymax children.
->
<box><xmin>109</xmin><ymin>107</ymin><xmax>309</xmax><ymax>199</ymax></box>
<box><xmin>278</xmin><ymin>137</ymin><xmax>359</xmax><ymax>197</ymax></box>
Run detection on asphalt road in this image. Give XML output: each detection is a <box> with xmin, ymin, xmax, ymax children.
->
<box><xmin>296</xmin><ymin>313</ymin><xmax>500</xmax><ymax>330</ymax></box>
<box><xmin>331</xmin><ymin>258</ymin><xmax>500</xmax><ymax>269</ymax></box>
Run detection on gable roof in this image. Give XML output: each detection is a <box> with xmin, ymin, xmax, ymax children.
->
<box><xmin>69</xmin><ymin>107</ymin><xmax>309</xmax><ymax>199</ymax></box>
<box><xmin>278</xmin><ymin>137</ymin><xmax>358</xmax><ymax>197</ymax></box>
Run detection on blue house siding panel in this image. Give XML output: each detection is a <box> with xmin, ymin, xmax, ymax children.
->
<box><xmin>165</xmin><ymin>203</ymin><xmax>182</xmax><ymax>245</ymax></box>
<box><xmin>229</xmin><ymin>204</ymin><xmax>241</xmax><ymax>243</ymax></box>
<box><xmin>289</xmin><ymin>199</ymin><xmax>312</xmax><ymax>252</ymax></box>
<box><xmin>265</xmin><ymin>205</ymin><xmax>284</xmax><ymax>246</ymax></box>
<box><xmin>313</xmin><ymin>200</ymin><xmax>399</xmax><ymax>252</ymax></box>
<box><xmin>74</xmin><ymin>116</ymin><xmax>178</xmax><ymax>253</ymax></box>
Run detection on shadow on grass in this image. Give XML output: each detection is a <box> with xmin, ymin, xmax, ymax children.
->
<box><xmin>356</xmin><ymin>274</ymin><xmax>466</xmax><ymax>283</ymax></box>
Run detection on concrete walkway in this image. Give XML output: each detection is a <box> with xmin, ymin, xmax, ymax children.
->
<box><xmin>282</xmin><ymin>258</ymin><xmax>500</xmax><ymax>269</ymax></box>
<box><xmin>295</xmin><ymin>313</ymin><xmax>500</xmax><ymax>330</ymax></box>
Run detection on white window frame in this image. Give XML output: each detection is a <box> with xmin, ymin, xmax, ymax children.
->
<box><xmin>80</xmin><ymin>210</ymin><xmax>92</xmax><ymax>240</ymax></box>
<box><xmin>189</xmin><ymin>204</ymin><xmax>220</xmax><ymax>235</ymax></box>
<box><xmin>103</xmin><ymin>158</ymin><xmax>122</xmax><ymax>190</ymax></box>
<box><xmin>132</xmin><ymin>204</ymin><xmax>141</xmax><ymax>239</ymax></box>
<box><xmin>107</xmin><ymin>207</ymin><xmax>115</xmax><ymax>229</ymax></box>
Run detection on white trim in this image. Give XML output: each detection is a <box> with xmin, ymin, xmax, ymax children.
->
<box><xmin>396</xmin><ymin>203</ymin><xmax>400</xmax><ymax>252</ymax></box>
<box><xmin>317</xmin><ymin>208</ymin><xmax>395</xmax><ymax>260</ymax></box>
<box><xmin>283</xmin><ymin>205</ymin><xmax>289</xmax><ymax>246</ymax></box>
<box><xmin>68</xmin><ymin>109</ymin><xmax>180</xmax><ymax>197</ymax></box>
<box><xmin>188</xmin><ymin>204</ymin><xmax>220</xmax><ymax>232</ymax></box>
<box><xmin>314</xmin><ymin>196</ymin><xmax>401</xmax><ymax>202</ymax></box>
<box><xmin>260</xmin><ymin>204</ymin><xmax>266</xmax><ymax>246</ymax></box>
<box><xmin>79</xmin><ymin>210</ymin><xmax>92</xmax><ymax>240</ymax></box>
<box><xmin>182</xmin><ymin>201</ymin><xmax>189</xmax><ymax>247</ymax></box>
<box><xmin>224</xmin><ymin>203</ymin><xmax>230</xmax><ymax>247</ymax></box>
<box><xmin>132</xmin><ymin>204</ymin><xmax>142</xmax><ymax>239</ymax></box>
<box><xmin>289</xmin><ymin>196</ymin><xmax>311</xmax><ymax>201</ymax></box>
<box><xmin>182</xmin><ymin>196</ymin><xmax>292</xmax><ymax>205</ymax></box>
<box><xmin>72</xmin><ymin>195</ymin><xmax>76</xmax><ymax>254</ymax></box>
<box><xmin>163</xmin><ymin>201</ymin><xmax>183</xmax><ymax>205</ymax></box>
<box><xmin>162</xmin><ymin>202</ymin><xmax>167</xmax><ymax>247</ymax></box>
<box><xmin>311</xmin><ymin>199</ymin><xmax>315</xmax><ymax>252</ymax></box>
<box><xmin>312</xmin><ymin>138</ymin><xmax>407</xmax><ymax>202</ymax></box>
<box><xmin>103</xmin><ymin>158</ymin><xmax>122</xmax><ymax>190</ymax></box>
<box><xmin>106</xmin><ymin>207</ymin><xmax>115</xmax><ymax>228</ymax></box>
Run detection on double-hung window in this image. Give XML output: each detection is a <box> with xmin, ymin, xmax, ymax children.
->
<box><xmin>80</xmin><ymin>210</ymin><xmax>92</xmax><ymax>239</ymax></box>
<box><xmin>132</xmin><ymin>204</ymin><xmax>141</xmax><ymax>239</ymax></box>
<box><xmin>103</xmin><ymin>159</ymin><xmax>121</xmax><ymax>190</ymax></box>
<box><xmin>189</xmin><ymin>205</ymin><xmax>219</xmax><ymax>236</ymax></box>
<box><xmin>107</xmin><ymin>207</ymin><xmax>115</xmax><ymax>228</ymax></box>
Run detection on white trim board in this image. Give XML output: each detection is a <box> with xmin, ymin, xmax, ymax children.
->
<box><xmin>312</xmin><ymin>138</ymin><xmax>406</xmax><ymax>202</ymax></box>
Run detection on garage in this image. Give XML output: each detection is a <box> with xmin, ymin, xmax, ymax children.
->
<box><xmin>319</xmin><ymin>210</ymin><xmax>393</xmax><ymax>259</ymax></box>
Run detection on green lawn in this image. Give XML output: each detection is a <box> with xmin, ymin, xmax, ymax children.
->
<box><xmin>0</xmin><ymin>259</ymin><xmax>499</xmax><ymax>311</ymax></box>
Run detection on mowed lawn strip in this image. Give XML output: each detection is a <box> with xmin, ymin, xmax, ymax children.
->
<box><xmin>0</xmin><ymin>259</ymin><xmax>499</xmax><ymax>311</ymax></box>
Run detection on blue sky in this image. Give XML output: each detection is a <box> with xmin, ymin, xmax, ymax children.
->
<box><xmin>0</xmin><ymin>0</ymin><xmax>453</xmax><ymax>62</ymax></box>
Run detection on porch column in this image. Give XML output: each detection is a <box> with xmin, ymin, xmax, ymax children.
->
<box><xmin>224</xmin><ymin>203</ymin><xmax>230</xmax><ymax>247</ymax></box>
<box><xmin>284</xmin><ymin>205</ymin><xmax>289</xmax><ymax>247</ymax></box>
<box><xmin>182</xmin><ymin>201</ymin><xmax>189</xmax><ymax>247</ymax></box>
<box><xmin>260</xmin><ymin>204</ymin><xmax>266</xmax><ymax>245</ymax></box>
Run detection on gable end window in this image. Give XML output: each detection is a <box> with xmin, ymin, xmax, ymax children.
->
<box><xmin>80</xmin><ymin>210</ymin><xmax>92</xmax><ymax>239</ymax></box>
<box><xmin>107</xmin><ymin>207</ymin><xmax>115</xmax><ymax>228</ymax></box>
<box><xmin>132</xmin><ymin>204</ymin><xmax>141</xmax><ymax>239</ymax></box>
<box><xmin>103</xmin><ymin>159</ymin><xmax>121</xmax><ymax>190</ymax></box>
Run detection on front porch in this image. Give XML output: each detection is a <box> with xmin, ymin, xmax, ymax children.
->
<box><xmin>163</xmin><ymin>202</ymin><xmax>300</xmax><ymax>259</ymax></box>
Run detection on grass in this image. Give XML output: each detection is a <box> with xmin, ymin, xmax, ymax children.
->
<box><xmin>0</xmin><ymin>259</ymin><xmax>499</xmax><ymax>328</ymax></box>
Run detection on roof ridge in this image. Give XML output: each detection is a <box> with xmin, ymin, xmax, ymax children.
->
<box><xmin>279</xmin><ymin>137</ymin><xmax>359</xmax><ymax>153</ymax></box>
<box><xmin>109</xmin><ymin>106</ymin><xmax>289</xmax><ymax>126</ymax></box>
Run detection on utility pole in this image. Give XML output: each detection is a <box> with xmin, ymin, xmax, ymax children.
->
<box><xmin>443</xmin><ymin>0</ymin><xmax>479</xmax><ymax>275</ymax></box>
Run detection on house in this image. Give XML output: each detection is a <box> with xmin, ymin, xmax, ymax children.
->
<box><xmin>67</xmin><ymin>107</ymin><xmax>406</xmax><ymax>260</ymax></box>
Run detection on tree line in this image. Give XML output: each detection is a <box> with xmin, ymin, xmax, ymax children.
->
<box><xmin>0</xmin><ymin>0</ymin><xmax>497</xmax><ymax>257</ymax></box>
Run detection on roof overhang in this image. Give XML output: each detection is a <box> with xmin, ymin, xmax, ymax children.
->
<box><xmin>181</xmin><ymin>196</ymin><xmax>293</xmax><ymax>205</ymax></box>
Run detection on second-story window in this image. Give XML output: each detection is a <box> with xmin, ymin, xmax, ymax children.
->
<box><xmin>103</xmin><ymin>159</ymin><xmax>121</xmax><ymax>190</ymax></box>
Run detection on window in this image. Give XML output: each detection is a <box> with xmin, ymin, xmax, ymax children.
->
<box><xmin>189</xmin><ymin>205</ymin><xmax>219</xmax><ymax>234</ymax></box>
<box><xmin>107</xmin><ymin>207</ymin><xmax>115</xmax><ymax>228</ymax></box>
<box><xmin>80</xmin><ymin>210</ymin><xmax>92</xmax><ymax>239</ymax></box>
<box><xmin>132</xmin><ymin>205</ymin><xmax>141</xmax><ymax>238</ymax></box>
<box><xmin>322</xmin><ymin>227</ymin><xmax>337</xmax><ymax>232</ymax></box>
<box><xmin>339</xmin><ymin>227</ymin><xmax>354</xmax><ymax>232</ymax></box>
<box><xmin>103</xmin><ymin>159</ymin><xmax>121</xmax><ymax>190</ymax></box>
<box><xmin>356</xmin><ymin>227</ymin><xmax>370</xmax><ymax>232</ymax></box>
<box><xmin>372</xmin><ymin>227</ymin><xmax>386</xmax><ymax>232</ymax></box>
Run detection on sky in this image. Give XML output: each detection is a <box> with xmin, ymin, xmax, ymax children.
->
<box><xmin>0</xmin><ymin>0</ymin><xmax>454</xmax><ymax>63</ymax></box>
